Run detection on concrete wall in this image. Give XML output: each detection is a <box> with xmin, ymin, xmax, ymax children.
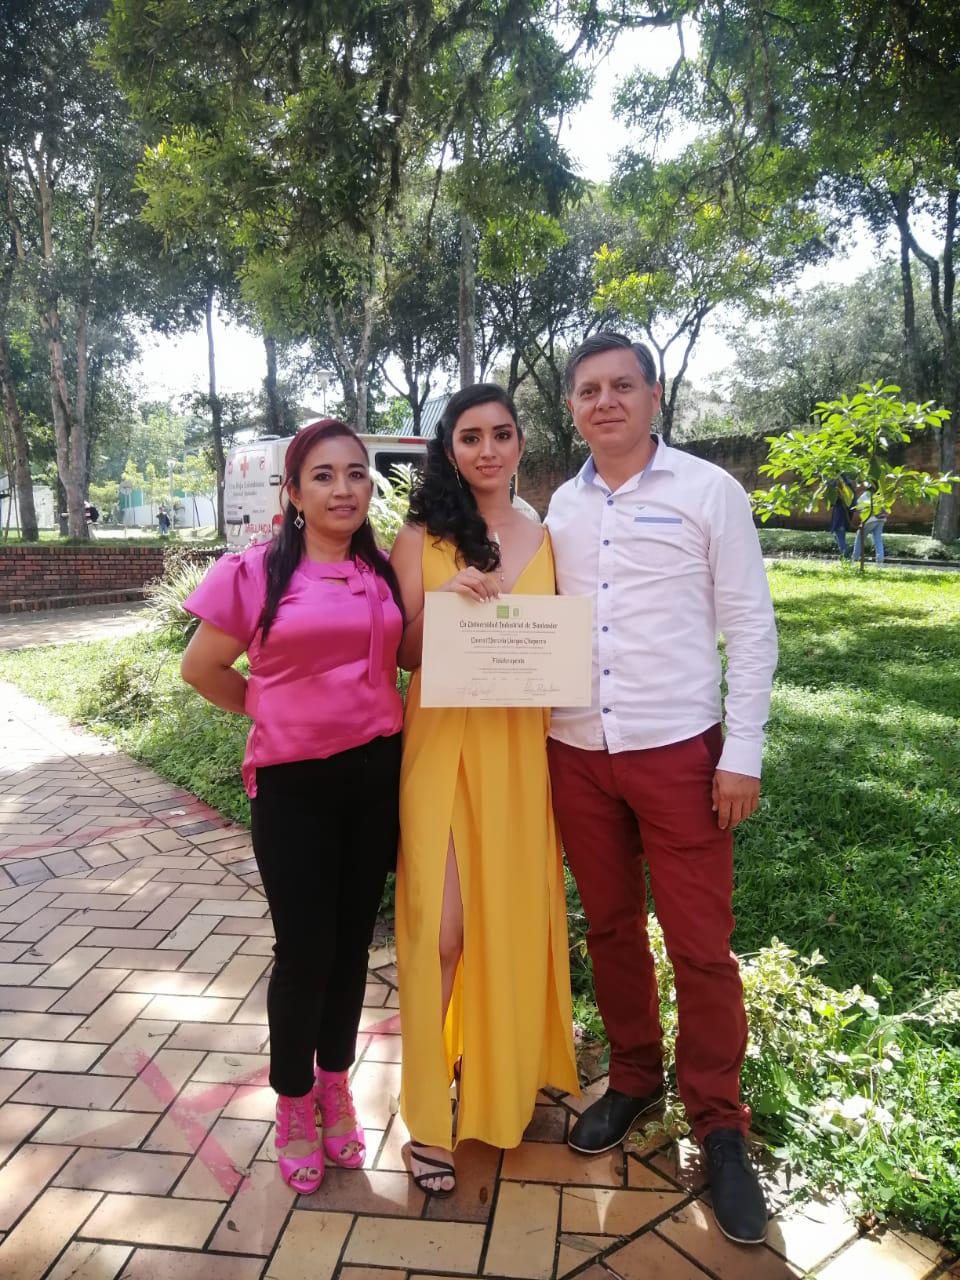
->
<box><xmin>0</xmin><ymin>482</ymin><xmax>57</xmax><ymax>531</ymax></box>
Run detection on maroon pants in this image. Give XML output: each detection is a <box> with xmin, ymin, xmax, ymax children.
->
<box><xmin>548</xmin><ymin>726</ymin><xmax>750</xmax><ymax>1141</ymax></box>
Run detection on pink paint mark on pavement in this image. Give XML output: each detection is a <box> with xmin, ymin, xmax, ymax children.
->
<box><xmin>131</xmin><ymin>1050</ymin><xmax>268</xmax><ymax>1195</ymax></box>
<box><xmin>355</xmin><ymin>1009</ymin><xmax>401</xmax><ymax>1052</ymax></box>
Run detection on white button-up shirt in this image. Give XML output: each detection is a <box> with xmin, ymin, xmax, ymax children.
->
<box><xmin>545</xmin><ymin>436</ymin><xmax>778</xmax><ymax>778</ymax></box>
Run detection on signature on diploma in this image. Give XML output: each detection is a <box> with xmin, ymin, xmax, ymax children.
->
<box><xmin>458</xmin><ymin>678</ymin><xmax>496</xmax><ymax>699</ymax></box>
<box><xmin>523</xmin><ymin>678</ymin><xmax>561</xmax><ymax>695</ymax></box>
<box><xmin>453</xmin><ymin>676</ymin><xmax>562</xmax><ymax>700</ymax></box>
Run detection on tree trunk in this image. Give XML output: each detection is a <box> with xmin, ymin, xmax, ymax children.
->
<box><xmin>46</xmin><ymin>319</ymin><xmax>87</xmax><ymax>538</ymax></box>
<box><xmin>933</xmin><ymin>192</ymin><xmax>959</xmax><ymax>543</ymax></box>
<box><xmin>895</xmin><ymin>185</ymin><xmax>959</xmax><ymax>542</ymax></box>
<box><xmin>892</xmin><ymin>188</ymin><xmax>922</xmax><ymax>395</ymax></box>
<box><xmin>459</xmin><ymin>207</ymin><xmax>477</xmax><ymax>387</ymax></box>
<box><xmin>56</xmin><ymin>475</ymin><xmax>67</xmax><ymax>537</ymax></box>
<box><xmin>324</xmin><ymin>301</ymin><xmax>359</xmax><ymax>420</ymax></box>
<box><xmin>660</xmin><ymin>381</ymin><xmax>676</xmax><ymax>443</ymax></box>
<box><xmin>458</xmin><ymin>116</ymin><xmax>477</xmax><ymax>388</ymax></box>
<box><xmin>933</xmin><ymin>379</ymin><xmax>959</xmax><ymax>543</ymax></box>
<box><xmin>0</xmin><ymin>343</ymin><xmax>37</xmax><ymax>544</ymax></box>
<box><xmin>407</xmin><ymin>370</ymin><xmax>422</xmax><ymax>435</ymax></box>
<box><xmin>0</xmin><ymin>242</ymin><xmax>38</xmax><ymax>539</ymax></box>
<box><xmin>507</xmin><ymin>349</ymin><xmax>523</xmax><ymax>397</ymax></box>
<box><xmin>33</xmin><ymin>156</ymin><xmax>88</xmax><ymax>538</ymax></box>
<box><xmin>206</xmin><ymin>285</ymin><xmax>226</xmax><ymax>538</ymax></box>
<box><xmin>264</xmin><ymin>332</ymin><xmax>282</xmax><ymax>434</ymax></box>
<box><xmin>355</xmin><ymin>378</ymin><xmax>369</xmax><ymax>435</ymax></box>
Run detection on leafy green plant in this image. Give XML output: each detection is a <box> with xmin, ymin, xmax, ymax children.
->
<box><xmin>369</xmin><ymin>463</ymin><xmax>414</xmax><ymax>549</ymax></box>
<box><xmin>752</xmin><ymin>382</ymin><xmax>956</xmax><ymax>564</ymax></box>
<box><xmin>634</xmin><ymin>922</ymin><xmax>960</xmax><ymax>1243</ymax></box>
<box><xmin>144</xmin><ymin>550</ymin><xmax>215</xmax><ymax>648</ymax></box>
<box><xmin>78</xmin><ymin>653</ymin><xmax>161</xmax><ymax>722</ymax></box>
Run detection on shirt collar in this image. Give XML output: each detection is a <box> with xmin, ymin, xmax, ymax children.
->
<box><xmin>575</xmin><ymin>434</ymin><xmax>674</xmax><ymax>491</ymax></box>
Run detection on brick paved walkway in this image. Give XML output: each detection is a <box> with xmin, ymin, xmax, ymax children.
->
<box><xmin>0</xmin><ymin>679</ymin><xmax>955</xmax><ymax>1280</ymax></box>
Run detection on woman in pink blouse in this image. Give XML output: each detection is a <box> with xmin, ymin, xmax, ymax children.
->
<box><xmin>181</xmin><ymin>420</ymin><xmax>404</xmax><ymax>1195</ymax></box>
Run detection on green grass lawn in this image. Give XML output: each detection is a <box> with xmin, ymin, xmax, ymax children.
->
<box><xmin>2</xmin><ymin>560</ymin><xmax>958</xmax><ymax>1240</ymax></box>
<box><xmin>736</xmin><ymin>562</ymin><xmax>960</xmax><ymax>1001</ymax></box>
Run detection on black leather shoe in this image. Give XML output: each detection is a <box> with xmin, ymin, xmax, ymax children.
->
<box><xmin>702</xmin><ymin>1129</ymin><xmax>768</xmax><ymax>1244</ymax></box>
<box><xmin>568</xmin><ymin>1085</ymin><xmax>666</xmax><ymax>1154</ymax></box>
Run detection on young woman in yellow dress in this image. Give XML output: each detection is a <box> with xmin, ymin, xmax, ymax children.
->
<box><xmin>389</xmin><ymin>384</ymin><xmax>579</xmax><ymax>1194</ymax></box>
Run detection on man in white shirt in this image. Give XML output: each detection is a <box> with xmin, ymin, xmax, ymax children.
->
<box><xmin>545</xmin><ymin>333</ymin><xmax>778</xmax><ymax>1245</ymax></box>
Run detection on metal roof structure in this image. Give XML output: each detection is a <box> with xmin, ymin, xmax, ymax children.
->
<box><xmin>396</xmin><ymin>394</ymin><xmax>451</xmax><ymax>439</ymax></box>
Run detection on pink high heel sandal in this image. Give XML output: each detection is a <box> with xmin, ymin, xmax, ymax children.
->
<box><xmin>314</xmin><ymin>1067</ymin><xmax>365</xmax><ymax>1168</ymax></box>
<box><xmin>275</xmin><ymin>1091</ymin><xmax>324</xmax><ymax>1193</ymax></box>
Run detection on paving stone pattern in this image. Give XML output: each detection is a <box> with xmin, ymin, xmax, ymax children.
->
<box><xmin>0</xmin><ymin>678</ymin><xmax>955</xmax><ymax>1280</ymax></box>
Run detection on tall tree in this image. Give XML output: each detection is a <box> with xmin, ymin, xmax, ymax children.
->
<box><xmin>1</xmin><ymin>0</ymin><xmax>147</xmax><ymax>538</ymax></box>
<box><xmin>481</xmin><ymin>201</ymin><xmax>618</xmax><ymax>473</ymax></box>
<box><xmin>593</xmin><ymin>135</ymin><xmax>825</xmax><ymax>441</ymax></box>
<box><xmin>377</xmin><ymin>192</ymin><xmax>461</xmax><ymax>434</ymax></box>
<box><xmin>106</xmin><ymin>0</ymin><xmax>632</xmax><ymax>408</ymax></box>
<box><xmin>726</xmin><ymin>262</ymin><xmax>943</xmax><ymax>431</ymax></box>
<box><xmin>0</xmin><ymin>231</ymin><xmax>37</xmax><ymax>538</ymax></box>
<box><xmin>428</xmin><ymin>19</ymin><xmax>592</xmax><ymax>386</ymax></box>
<box><xmin>667</xmin><ymin>0</ymin><xmax>960</xmax><ymax>538</ymax></box>
<box><xmin>134</xmin><ymin>132</ymin><xmax>249</xmax><ymax>535</ymax></box>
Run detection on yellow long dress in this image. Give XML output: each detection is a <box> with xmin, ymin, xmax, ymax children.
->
<box><xmin>396</xmin><ymin>532</ymin><xmax>579</xmax><ymax>1151</ymax></box>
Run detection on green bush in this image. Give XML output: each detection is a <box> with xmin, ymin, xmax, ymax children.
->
<box><xmin>369</xmin><ymin>463</ymin><xmax>415</xmax><ymax>548</ymax></box>
<box><xmin>144</xmin><ymin>550</ymin><xmax>216</xmax><ymax>649</ymax></box>
<box><xmin>631</xmin><ymin>920</ymin><xmax>960</xmax><ymax>1243</ymax></box>
<box><xmin>78</xmin><ymin>652</ymin><xmax>163</xmax><ymax>722</ymax></box>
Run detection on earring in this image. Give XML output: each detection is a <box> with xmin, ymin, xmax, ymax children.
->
<box><xmin>453</xmin><ymin>466</ymin><xmax>463</xmax><ymax>489</ymax></box>
<box><xmin>293</xmin><ymin>510</ymin><xmax>305</xmax><ymax>530</ymax></box>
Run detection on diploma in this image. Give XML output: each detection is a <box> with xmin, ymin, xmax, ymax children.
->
<box><xmin>420</xmin><ymin>592</ymin><xmax>593</xmax><ymax>708</ymax></box>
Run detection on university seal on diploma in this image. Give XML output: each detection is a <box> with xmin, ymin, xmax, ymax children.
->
<box><xmin>420</xmin><ymin>592</ymin><xmax>593</xmax><ymax>708</ymax></box>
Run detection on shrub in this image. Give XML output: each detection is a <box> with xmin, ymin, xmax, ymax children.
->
<box><xmin>144</xmin><ymin>550</ymin><xmax>214</xmax><ymax>649</ymax></box>
<box><xmin>369</xmin><ymin>463</ymin><xmax>415</xmax><ymax>549</ymax></box>
<box><xmin>633</xmin><ymin>919</ymin><xmax>960</xmax><ymax>1243</ymax></box>
<box><xmin>77</xmin><ymin>652</ymin><xmax>162</xmax><ymax>722</ymax></box>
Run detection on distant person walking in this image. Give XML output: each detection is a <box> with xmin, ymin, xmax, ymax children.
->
<box><xmin>829</xmin><ymin>478</ymin><xmax>855</xmax><ymax>558</ymax></box>
<box><xmin>158</xmin><ymin>506</ymin><xmax>172</xmax><ymax>537</ymax></box>
<box><xmin>851</xmin><ymin>486</ymin><xmax>887</xmax><ymax>565</ymax></box>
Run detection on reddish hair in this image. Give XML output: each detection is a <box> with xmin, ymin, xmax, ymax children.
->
<box><xmin>258</xmin><ymin>420</ymin><xmax>403</xmax><ymax>642</ymax></box>
<box><xmin>282</xmin><ymin>418</ymin><xmax>367</xmax><ymax>488</ymax></box>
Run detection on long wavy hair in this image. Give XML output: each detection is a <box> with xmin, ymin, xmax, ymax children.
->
<box><xmin>259</xmin><ymin>419</ymin><xmax>403</xmax><ymax>643</ymax></box>
<box><xmin>407</xmin><ymin>383</ymin><xmax>522</xmax><ymax>572</ymax></box>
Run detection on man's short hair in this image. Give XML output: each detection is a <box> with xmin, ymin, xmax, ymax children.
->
<box><xmin>564</xmin><ymin>332</ymin><xmax>658</xmax><ymax>395</ymax></box>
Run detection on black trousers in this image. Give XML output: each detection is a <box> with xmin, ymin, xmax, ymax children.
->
<box><xmin>250</xmin><ymin>733</ymin><xmax>401</xmax><ymax>1097</ymax></box>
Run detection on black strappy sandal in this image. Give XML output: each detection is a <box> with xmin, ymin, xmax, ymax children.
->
<box><xmin>451</xmin><ymin>1058</ymin><xmax>462</xmax><ymax>1133</ymax></box>
<box><xmin>408</xmin><ymin>1141</ymin><xmax>456</xmax><ymax>1196</ymax></box>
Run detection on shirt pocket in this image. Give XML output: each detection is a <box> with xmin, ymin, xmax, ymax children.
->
<box><xmin>630</xmin><ymin>514</ymin><xmax>685</xmax><ymax>565</ymax></box>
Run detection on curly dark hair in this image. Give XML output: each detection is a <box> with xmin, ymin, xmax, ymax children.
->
<box><xmin>407</xmin><ymin>383</ymin><xmax>522</xmax><ymax>572</ymax></box>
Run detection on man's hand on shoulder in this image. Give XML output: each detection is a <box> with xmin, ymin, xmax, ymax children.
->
<box><xmin>712</xmin><ymin>770</ymin><xmax>761</xmax><ymax>830</ymax></box>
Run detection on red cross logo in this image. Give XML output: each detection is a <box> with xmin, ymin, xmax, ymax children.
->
<box><xmin>240</xmin><ymin>456</ymin><xmax>250</xmax><ymax>478</ymax></box>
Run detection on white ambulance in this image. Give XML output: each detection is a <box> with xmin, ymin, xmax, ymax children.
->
<box><xmin>224</xmin><ymin>432</ymin><xmax>430</xmax><ymax>551</ymax></box>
